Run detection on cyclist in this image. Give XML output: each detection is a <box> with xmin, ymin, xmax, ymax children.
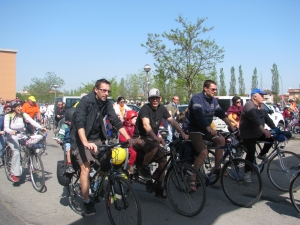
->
<box><xmin>239</xmin><ymin>88</ymin><xmax>276</xmax><ymax>182</ymax></box>
<box><xmin>54</xmin><ymin>102</ymin><xmax>66</xmax><ymax>130</ymax></box>
<box><xmin>42</xmin><ymin>103</ymin><xmax>53</xmax><ymax>126</ymax></box>
<box><xmin>113</xmin><ymin>96</ymin><xmax>131</xmax><ymax>121</ymax></box>
<box><xmin>22</xmin><ymin>96</ymin><xmax>41</xmax><ymax>134</ymax></box>
<box><xmin>182</xmin><ymin>80</ymin><xmax>235</xmax><ymax>180</ymax></box>
<box><xmin>132</xmin><ymin>88</ymin><xmax>188</xmax><ymax>199</ymax></box>
<box><xmin>70</xmin><ymin>79</ymin><xmax>133</xmax><ymax>216</ymax></box>
<box><xmin>4</xmin><ymin>99</ymin><xmax>46</xmax><ymax>182</ymax></box>
<box><xmin>0</xmin><ymin>104</ymin><xmax>11</xmax><ymax>166</ymax></box>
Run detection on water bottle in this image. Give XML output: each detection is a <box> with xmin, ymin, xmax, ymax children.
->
<box><xmin>94</xmin><ymin>176</ymin><xmax>102</xmax><ymax>190</ymax></box>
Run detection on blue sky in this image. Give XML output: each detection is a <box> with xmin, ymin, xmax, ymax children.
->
<box><xmin>1</xmin><ymin>0</ymin><xmax>300</xmax><ymax>95</ymax></box>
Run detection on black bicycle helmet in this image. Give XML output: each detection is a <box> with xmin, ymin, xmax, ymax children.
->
<box><xmin>65</xmin><ymin>108</ymin><xmax>76</xmax><ymax>122</ymax></box>
<box><xmin>10</xmin><ymin>99</ymin><xmax>22</xmax><ymax>108</ymax></box>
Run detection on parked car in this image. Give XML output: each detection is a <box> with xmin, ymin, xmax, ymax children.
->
<box><xmin>127</xmin><ymin>104</ymin><xmax>140</xmax><ymax>113</ymax></box>
<box><xmin>178</xmin><ymin>104</ymin><xmax>188</xmax><ymax>114</ymax></box>
<box><xmin>213</xmin><ymin>96</ymin><xmax>285</xmax><ymax>132</ymax></box>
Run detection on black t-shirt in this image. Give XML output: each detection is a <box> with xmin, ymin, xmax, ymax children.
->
<box><xmin>134</xmin><ymin>103</ymin><xmax>171</xmax><ymax>138</ymax></box>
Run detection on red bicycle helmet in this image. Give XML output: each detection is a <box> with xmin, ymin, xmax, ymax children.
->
<box><xmin>10</xmin><ymin>99</ymin><xmax>22</xmax><ymax>108</ymax></box>
<box><xmin>125</xmin><ymin>110</ymin><xmax>138</xmax><ymax>122</ymax></box>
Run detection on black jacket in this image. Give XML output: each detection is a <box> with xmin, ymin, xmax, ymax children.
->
<box><xmin>70</xmin><ymin>92</ymin><xmax>123</xmax><ymax>150</ymax></box>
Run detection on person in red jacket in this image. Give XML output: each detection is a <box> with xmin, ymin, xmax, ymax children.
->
<box><xmin>119</xmin><ymin>110</ymin><xmax>138</xmax><ymax>173</ymax></box>
<box><xmin>282</xmin><ymin>106</ymin><xmax>292</xmax><ymax>130</ymax></box>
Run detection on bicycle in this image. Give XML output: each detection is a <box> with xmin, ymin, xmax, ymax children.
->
<box><xmin>45</xmin><ymin>115</ymin><xmax>54</xmax><ymax>130</ymax></box>
<box><xmin>289</xmin><ymin>170</ymin><xmax>300</xmax><ymax>215</ymax></box>
<box><xmin>254</xmin><ymin>131</ymin><xmax>300</xmax><ymax>192</ymax></box>
<box><xmin>3</xmin><ymin>130</ymin><xmax>47</xmax><ymax>192</ymax></box>
<box><xmin>127</xmin><ymin>132</ymin><xmax>207</xmax><ymax>217</ymax></box>
<box><xmin>66</xmin><ymin>142</ymin><xmax>142</xmax><ymax>225</ymax></box>
<box><xmin>196</xmin><ymin>129</ymin><xmax>262</xmax><ymax>207</ymax></box>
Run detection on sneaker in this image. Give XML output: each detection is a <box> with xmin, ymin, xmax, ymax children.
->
<box><xmin>66</xmin><ymin>165</ymin><xmax>75</xmax><ymax>174</ymax></box>
<box><xmin>83</xmin><ymin>202</ymin><xmax>95</xmax><ymax>216</ymax></box>
<box><xmin>138</xmin><ymin>166</ymin><xmax>152</xmax><ymax>180</ymax></box>
<box><xmin>154</xmin><ymin>186</ymin><xmax>167</xmax><ymax>200</ymax></box>
<box><xmin>10</xmin><ymin>175</ymin><xmax>20</xmax><ymax>183</ymax></box>
<box><xmin>257</xmin><ymin>154</ymin><xmax>266</xmax><ymax>160</ymax></box>
<box><xmin>244</xmin><ymin>171</ymin><xmax>251</xmax><ymax>183</ymax></box>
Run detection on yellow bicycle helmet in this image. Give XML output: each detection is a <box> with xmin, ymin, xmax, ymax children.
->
<box><xmin>111</xmin><ymin>147</ymin><xmax>126</xmax><ymax>165</ymax></box>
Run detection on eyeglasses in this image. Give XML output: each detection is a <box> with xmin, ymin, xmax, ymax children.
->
<box><xmin>96</xmin><ymin>87</ymin><xmax>111</xmax><ymax>94</ymax></box>
<box><xmin>149</xmin><ymin>97</ymin><xmax>160</xmax><ymax>101</ymax></box>
<box><xmin>209</xmin><ymin>88</ymin><xmax>217</xmax><ymax>92</ymax></box>
<box><xmin>236</xmin><ymin>101</ymin><xmax>241</xmax><ymax>104</ymax></box>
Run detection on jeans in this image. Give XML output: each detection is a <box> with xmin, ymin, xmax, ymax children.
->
<box><xmin>0</xmin><ymin>135</ymin><xmax>6</xmax><ymax>158</ymax></box>
<box><xmin>167</xmin><ymin>123</ymin><xmax>173</xmax><ymax>142</ymax></box>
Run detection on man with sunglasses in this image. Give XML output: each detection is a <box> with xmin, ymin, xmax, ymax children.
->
<box><xmin>70</xmin><ymin>78</ymin><xmax>133</xmax><ymax>216</ymax></box>
<box><xmin>240</xmin><ymin>88</ymin><xmax>275</xmax><ymax>182</ymax></box>
<box><xmin>132</xmin><ymin>88</ymin><xmax>188</xmax><ymax>199</ymax></box>
<box><xmin>183</xmin><ymin>80</ymin><xmax>235</xmax><ymax>177</ymax></box>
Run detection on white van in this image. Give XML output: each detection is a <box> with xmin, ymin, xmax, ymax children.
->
<box><xmin>213</xmin><ymin>96</ymin><xmax>284</xmax><ymax>131</ymax></box>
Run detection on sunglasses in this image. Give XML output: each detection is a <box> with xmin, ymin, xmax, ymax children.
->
<box><xmin>236</xmin><ymin>101</ymin><xmax>241</xmax><ymax>104</ymax></box>
<box><xmin>209</xmin><ymin>88</ymin><xmax>217</xmax><ymax>92</ymax></box>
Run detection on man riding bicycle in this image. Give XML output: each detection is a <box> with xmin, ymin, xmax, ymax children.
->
<box><xmin>70</xmin><ymin>78</ymin><xmax>133</xmax><ymax>216</ymax></box>
<box><xmin>182</xmin><ymin>80</ymin><xmax>235</xmax><ymax>178</ymax></box>
<box><xmin>131</xmin><ymin>88</ymin><xmax>188</xmax><ymax>199</ymax></box>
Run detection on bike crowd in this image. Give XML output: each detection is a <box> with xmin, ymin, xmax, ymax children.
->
<box><xmin>0</xmin><ymin>79</ymin><xmax>299</xmax><ymax>223</ymax></box>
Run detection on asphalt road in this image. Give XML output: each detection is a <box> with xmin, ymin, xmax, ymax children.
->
<box><xmin>0</xmin><ymin>132</ymin><xmax>300</xmax><ymax>225</ymax></box>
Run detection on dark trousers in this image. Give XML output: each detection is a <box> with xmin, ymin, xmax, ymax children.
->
<box><xmin>244</xmin><ymin>134</ymin><xmax>273</xmax><ymax>171</ymax></box>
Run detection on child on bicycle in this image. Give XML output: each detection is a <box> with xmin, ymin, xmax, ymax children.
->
<box><xmin>56</xmin><ymin>108</ymin><xmax>76</xmax><ymax>173</ymax></box>
<box><xmin>119</xmin><ymin>110</ymin><xmax>138</xmax><ymax>174</ymax></box>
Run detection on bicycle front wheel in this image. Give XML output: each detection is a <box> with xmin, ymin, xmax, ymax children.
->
<box><xmin>3</xmin><ymin>146</ymin><xmax>13</xmax><ymax>182</ymax></box>
<box><xmin>289</xmin><ymin>171</ymin><xmax>300</xmax><ymax>214</ymax></box>
<box><xmin>166</xmin><ymin>163</ymin><xmax>206</xmax><ymax>217</ymax></box>
<box><xmin>29</xmin><ymin>154</ymin><xmax>45</xmax><ymax>192</ymax></box>
<box><xmin>221</xmin><ymin>158</ymin><xmax>262</xmax><ymax>207</ymax></box>
<box><xmin>267</xmin><ymin>150</ymin><xmax>300</xmax><ymax>192</ymax></box>
<box><xmin>105</xmin><ymin>176</ymin><xmax>141</xmax><ymax>225</ymax></box>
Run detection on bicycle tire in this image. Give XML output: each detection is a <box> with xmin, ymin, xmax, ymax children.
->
<box><xmin>3</xmin><ymin>146</ymin><xmax>13</xmax><ymax>182</ymax></box>
<box><xmin>166</xmin><ymin>163</ymin><xmax>206</xmax><ymax>217</ymax></box>
<box><xmin>67</xmin><ymin>173</ymin><xmax>84</xmax><ymax>215</ymax></box>
<box><xmin>105</xmin><ymin>176</ymin><xmax>142</xmax><ymax>225</ymax></box>
<box><xmin>221</xmin><ymin>158</ymin><xmax>262</xmax><ymax>207</ymax></box>
<box><xmin>29</xmin><ymin>154</ymin><xmax>45</xmax><ymax>192</ymax></box>
<box><xmin>289</xmin><ymin>171</ymin><xmax>300</xmax><ymax>214</ymax></box>
<box><xmin>267</xmin><ymin>150</ymin><xmax>300</xmax><ymax>192</ymax></box>
<box><xmin>292</xmin><ymin>124</ymin><xmax>300</xmax><ymax>134</ymax></box>
<box><xmin>38</xmin><ymin>138</ymin><xmax>47</xmax><ymax>156</ymax></box>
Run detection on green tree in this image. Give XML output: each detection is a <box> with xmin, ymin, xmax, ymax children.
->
<box><xmin>238</xmin><ymin>65</ymin><xmax>245</xmax><ymax>95</ymax></box>
<box><xmin>229</xmin><ymin>67</ymin><xmax>236</xmax><ymax>95</ymax></box>
<box><xmin>271</xmin><ymin>63</ymin><xmax>280</xmax><ymax>104</ymax></box>
<box><xmin>210</xmin><ymin>66</ymin><xmax>218</xmax><ymax>95</ymax></box>
<box><xmin>142</xmin><ymin>15</ymin><xmax>224</xmax><ymax>100</ymax></box>
<box><xmin>24</xmin><ymin>72</ymin><xmax>64</xmax><ymax>103</ymax></box>
<box><xmin>124</xmin><ymin>74</ymin><xmax>141</xmax><ymax>102</ymax></box>
<box><xmin>118</xmin><ymin>78</ymin><xmax>127</xmax><ymax>99</ymax></box>
<box><xmin>219</xmin><ymin>68</ymin><xmax>227</xmax><ymax>96</ymax></box>
<box><xmin>251</xmin><ymin>67</ymin><xmax>258</xmax><ymax>91</ymax></box>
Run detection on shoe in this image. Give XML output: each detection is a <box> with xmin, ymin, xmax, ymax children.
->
<box><xmin>83</xmin><ymin>202</ymin><xmax>95</xmax><ymax>216</ymax></box>
<box><xmin>257</xmin><ymin>154</ymin><xmax>266</xmax><ymax>160</ymax></box>
<box><xmin>244</xmin><ymin>171</ymin><xmax>251</xmax><ymax>183</ymax></box>
<box><xmin>10</xmin><ymin>175</ymin><xmax>20</xmax><ymax>183</ymax></box>
<box><xmin>154</xmin><ymin>186</ymin><xmax>167</xmax><ymax>199</ymax></box>
<box><xmin>66</xmin><ymin>165</ymin><xmax>75</xmax><ymax>174</ymax></box>
<box><xmin>138</xmin><ymin>166</ymin><xmax>152</xmax><ymax>180</ymax></box>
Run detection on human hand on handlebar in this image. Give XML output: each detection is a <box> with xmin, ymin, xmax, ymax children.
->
<box><xmin>263</xmin><ymin>129</ymin><xmax>271</xmax><ymax>138</ymax></box>
<box><xmin>156</xmin><ymin>137</ymin><xmax>165</xmax><ymax>146</ymax></box>
<box><xmin>127</xmin><ymin>138</ymin><xmax>134</xmax><ymax>148</ymax></box>
<box><xmin>84</xmin><ymin>142</ymin><xmax>98</xmax><ymax>154</ymax></box>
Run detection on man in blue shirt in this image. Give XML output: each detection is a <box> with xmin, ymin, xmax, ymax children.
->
<box><xmin>183</xmin><ymin>80</ymin><xmax>235</xmax><ymax>178</ymax></box>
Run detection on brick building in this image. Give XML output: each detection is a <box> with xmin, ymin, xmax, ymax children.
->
<box><xmin>0</xmin><ymin>48</ymin><xmax>18</xmax><ymax>102</ymax></box>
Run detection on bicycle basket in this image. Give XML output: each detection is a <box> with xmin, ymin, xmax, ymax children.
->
<box><xmin>25</xmin><ymin>134</ymin><xmax>43</xmax><ymax>148</ymax></box>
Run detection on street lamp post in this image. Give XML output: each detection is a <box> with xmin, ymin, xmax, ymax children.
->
<box><xmin>144</xmin><ymin>64</ymin><xmax>151</xmax><ymax>100</ymax></box>
<box><xmin>53</xmin><ymin>84</ymin><xmax>58</xmax><ymax>104</ymax></box>
<box><xmin>270</xmin><ymin>68</ymin><xmax>283</xmax><ymax>106</ymax></box>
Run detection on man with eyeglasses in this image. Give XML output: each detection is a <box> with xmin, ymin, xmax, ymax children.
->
<box><xmin>183</xmin><ymin>80</ymin><xmax>235</xmax><ymax>178</ymax></box>
<box><xmin>240</xmin><ymin>88</ymin><xmax>275</xmax><ymax>182</ymax></box>
<box><xmin>70</xmin><ymin>78</ymin><xmax>133</xmax><ymax>216</ymax></box>
<box><xmin>132</xmin><ymin>88</ymin><xmax>188</xmax><ymax>199</ymax></box>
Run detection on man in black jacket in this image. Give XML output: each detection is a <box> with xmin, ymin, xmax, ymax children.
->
<box><xmin>70</xmin><ymin>79</ymin><xmax>132</xmax><ymax>216</ymax></box>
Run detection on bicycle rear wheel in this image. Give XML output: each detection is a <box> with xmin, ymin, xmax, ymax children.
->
<box><xmin>3</xmin><ymin>146</ymin><xmax>13</xmax><ymax>182</ymax></box>
<box><xmin>67</xmin><ymin>173</ymin><xmax>84</xmax><ymax>215</ymax></box>
<box><xmin>29</xmin><ymin>154</ymin><xmax>45</xmax><ymax>192</ymax></box>
<box><xmin>221</xmin><ymin>158</ymin><xmax>262</xmax><ymax>207</ymax></box>
<box><xmin>105</xmin><ymin>176</ymin><xmax>142</xmax><ymax>225</ymax></box>
<box><xmin>166</xmin><ymin>163</ymin><xmax>206</xmax><ymax>217</ymax></box>
<box><xmin>267</xmin><ymin>150</ymin><xmax>300</xmax><ymax>192</ymax></box>
<box><xmin>292</xmin><ymin>124</ymin><xmax>300</xmax><ymax>134</ymax></box>
<box><xmin>289</xmin><ymin>171</ymin><xmax>300</xmax><ymax>214</ymax></box>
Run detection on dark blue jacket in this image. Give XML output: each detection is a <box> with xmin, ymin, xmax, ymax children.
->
<box><xmin>183</xmin><ymin>92</ymin><xmax>226</xmax><ymax>134</ymax></box>
<box><xmin>0</xmin><ymin>116</ymin><xmax>4</xmax><ymax>131</ymax></box>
